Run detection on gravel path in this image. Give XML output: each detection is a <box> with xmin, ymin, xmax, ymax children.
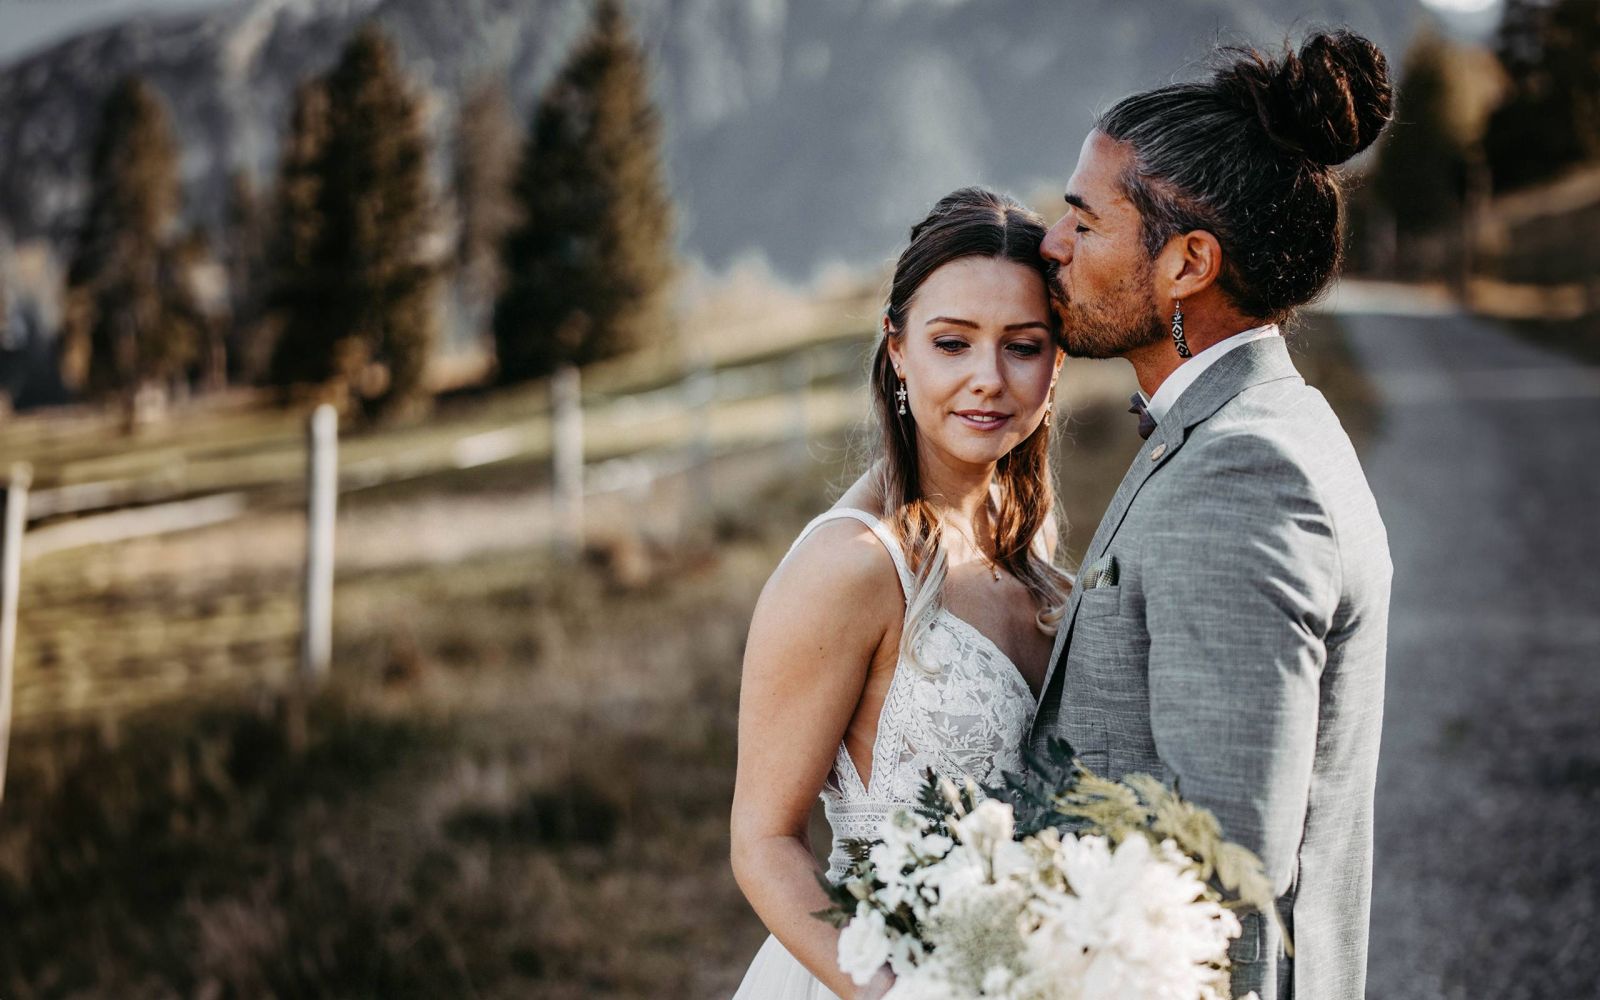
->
<box><xmin>1341</xmin><ymin>311</ymin><xmax>1600</xmax><ymax>999</ymax></box>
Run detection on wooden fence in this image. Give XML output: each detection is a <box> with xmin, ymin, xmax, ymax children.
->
<box><xmin>0</xmin><ymin>340</ymin><xmax>869</xmax><ymax>800</ymax></box>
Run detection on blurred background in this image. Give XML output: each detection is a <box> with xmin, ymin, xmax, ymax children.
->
<box><xmin>0</xmin><ymin>0</ymin><xmax>1594</xmax><ymax>997</ymax></box>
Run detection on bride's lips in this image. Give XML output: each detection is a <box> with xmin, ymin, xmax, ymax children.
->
<box><xmin>953</xmin><ymin>410</ymin><xmax>1011</xmax><ymax>431</ymax></box>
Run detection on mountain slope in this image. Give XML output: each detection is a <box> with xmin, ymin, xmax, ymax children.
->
<box><xmin>0</xmin><ymin>0</ymin><xmax>1416</xmax><ymax>280</ymax></box>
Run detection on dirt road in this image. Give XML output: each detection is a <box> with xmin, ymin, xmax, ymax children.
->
<box><xmin>1342</xmin><ymin>310</ymin><xmax>1600</xmax><ymax>999</ymax></box>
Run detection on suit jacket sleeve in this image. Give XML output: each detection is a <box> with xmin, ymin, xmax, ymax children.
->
<box><xmin>1142</xmin><ymin>431</ymin><xmax>1340</xmax><ymax>889</ymax></box>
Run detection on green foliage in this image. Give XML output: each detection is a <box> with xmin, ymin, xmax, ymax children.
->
<box><xmin>1486</xmin><ymin>0</ymin><xmax>1600</xmax><ymax>191</ymax></box>
<box><xmin>61</xmin><ymin>76</ymin><xmax>198</xmax><ymax>408</ymax></box>
<box><xmin>492</xmin><ymin>0</ymin><xmax>675</xmax><ymax>383</ymax></box>
<box><xmin>268</xmin><ymin>24</ymin><xmax>442</xmax><ymax>419</ymax></box>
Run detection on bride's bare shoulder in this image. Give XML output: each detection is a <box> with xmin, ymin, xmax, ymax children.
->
<box><xmin>746</xmin><ymin>514</ymin><xmax>900</xmax><ymax>667</ymax></box>
<box><xmin>771</xmin><ymin>514</ymin><xmax>897</xmax><ymax>610</ymax></box>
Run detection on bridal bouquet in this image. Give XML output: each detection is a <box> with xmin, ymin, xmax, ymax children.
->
<box><xmin>814</xmin><ymin>739</ymin><xmax>1280</xmax><ymax>1000</ymax></box>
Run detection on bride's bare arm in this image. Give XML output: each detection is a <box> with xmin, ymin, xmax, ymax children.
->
<box><xmin>730</xmin><ymin>519</ymin><xmax>902</xmax><ymax>1000</ymax></box>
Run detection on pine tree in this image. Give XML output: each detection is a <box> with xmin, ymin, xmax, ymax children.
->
<box><xmin>268</xmin><ymin>78</ymin><xmax>334</xmax><ymax>389</ymax></box>
<box><xmin>268</xmin><ymin>25</ymin><xmax>441</xmax><ymax>419</ymax></box>
<box><xmin>493</xmin><ymin>0</ymin><xmax>675</xmax><ymax>383</ymax></box>
<box><xmin>323</xmin><ymin>23</ymin><xmax>439</xmax><ymax>418</ymax></box>
<box><xmin>61</xmin><ymin>76</ymin><xmax>196</xmax><ymax>414</ymax></box>
<box><xmin>1374</xmin><ymin>33</ymin><xmax>1471</xmax><ymax>239</ymax></box>
<box><xmin>1486</xmin><ymin>0</ymin><xmax>1600</xmax><ymax>191</ymax></box>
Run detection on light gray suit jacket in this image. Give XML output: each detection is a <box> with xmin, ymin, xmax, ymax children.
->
<box><xmin>1031</xmin><ymin>336</ymin><xmax>1391</xmax><ymax>1000</ymax></box>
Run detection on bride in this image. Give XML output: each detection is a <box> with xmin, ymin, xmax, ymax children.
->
<box><xmin>729</xmin><ymin>187</ymin><xmax>1073</xmax><ymax>999</ymax></box>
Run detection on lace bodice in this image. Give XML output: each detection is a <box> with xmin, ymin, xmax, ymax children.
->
<box><xmin>783</xmin><ymin>509</ymin><xmax>1039</xmax><ymax>881</ymax></box>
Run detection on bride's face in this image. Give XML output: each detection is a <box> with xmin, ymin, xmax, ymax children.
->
<box><xmin>887</xmin><ymin>256</ymin><xmax>1062</xmax><ymax>473</ymax></box>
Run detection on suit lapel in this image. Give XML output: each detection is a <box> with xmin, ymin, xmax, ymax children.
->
<box><xmin>1035</xmin><ymin>336</ymin><xmax>1305</xmax><ymax>708</ymax></box>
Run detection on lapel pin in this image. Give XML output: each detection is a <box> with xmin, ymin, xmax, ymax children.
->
<box><xmin>1149</xmin><ymin>443</ymin><xmax>1167</xmax><ymax>461</ymax></box>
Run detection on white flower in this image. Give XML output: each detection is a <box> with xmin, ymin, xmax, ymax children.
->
<box><xmin>950</xmin><ymin>798</ymin><xmax>1014</xmax><ymax>851</ymax></box>
<box><xmin>883</xmin><ymin>971</ymin><xmax>962</xmax><ymax>1000</ymax></box>
<box><xmin>872</xmin><ymin>809</ymin><xmax>954</xmax><ymax>877</ymax></box>
<box><xmin>980</xmin><ymin>965</ymin><xmax>1016</xmax><ymax>996</ymax></box>
<box><xmin>838</xmin><ymin>903</ymin><xmax>892</xmax><ymax>986</ymax></box>
<box><xmin>1023</xmin><ymin>834</ymin><xmax>1241</xmax><ymax>1000</ymax></box>
<box><xmin>886</xmin><ymin>931</ymin><xmax>927</xmax><ymax>977</ymax></box>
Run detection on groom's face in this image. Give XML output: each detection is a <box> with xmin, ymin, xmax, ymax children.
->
<box><xmin>1041</xmin><ymin>132</ymin><xmax>1166</xmax><ymax>359</ymax></box>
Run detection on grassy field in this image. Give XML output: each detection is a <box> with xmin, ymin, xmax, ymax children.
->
<box><xmin>0</xmin><ymin>314</ymin><xmax>1369</xmax><ymax>998</ymax></box>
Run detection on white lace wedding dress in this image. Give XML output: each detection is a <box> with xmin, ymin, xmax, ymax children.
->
<box><xmin>731</xmin><ymin>508</ymin><xmax>1039</xmax><ymax>999</ymax></box>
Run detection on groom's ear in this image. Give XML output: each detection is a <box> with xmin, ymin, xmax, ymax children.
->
<box><xmin>1159</xmin><ymin>230</ymin><xmax>1225</xmax><ymax>300</ymax></box>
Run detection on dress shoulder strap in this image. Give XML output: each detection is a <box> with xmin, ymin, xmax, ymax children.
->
<box><xmin>785</xmin><ymin>507</ymin><xmax>915</xmax><ymax>598</ymax></box>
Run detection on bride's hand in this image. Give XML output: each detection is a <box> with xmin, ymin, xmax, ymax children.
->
<box><xmin>855</xmin><ymin>965</ymin><xmax>895</xmax><ymax>1000</ymax></box>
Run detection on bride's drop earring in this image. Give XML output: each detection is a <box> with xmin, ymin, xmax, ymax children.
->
<box><xmin>1171</xmin><ymin>299</ymin><xmax>1192</xmax><ymax>359</ymax></box>
<box><xmin>896</xmin><ymin>378</ymin><xmax>908</xmax><ymax>416</ymax></box>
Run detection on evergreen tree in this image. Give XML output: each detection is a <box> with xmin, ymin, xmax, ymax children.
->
<box><xmin>269</xmin><ymin>25</ymin><xmax>441</xmax><ymax>419</ymax></box>
<box><xmin>268</xmin><ymin>79</ymin><xmax>334</xmax><ymax>389</ymax></box>
<box><xmin>61</xmin><ymin>76</ymin><xmax>196</xmax><ymax>412</ymax></box>
<box><xmin>1486</xmin><ymin>0</ymin><xmax>1600</xmax><ymax>191</ymax></box>
<box><xmin>1374</xmin><ymin>32</ymin><xmax>1472</xmax><ymax>239</ymax></box>
<box><xmin>493</xmin><ymin>0</ymin><xmax>675</xmax><ymax>383</ymax></box>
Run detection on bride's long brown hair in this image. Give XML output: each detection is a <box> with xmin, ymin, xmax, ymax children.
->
<box><xmin>868</xmin><ymin>187</ymin><xmax>1072</xmax><ymax>669</ymax></box>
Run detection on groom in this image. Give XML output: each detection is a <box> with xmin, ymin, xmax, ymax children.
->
<box><xmin>1030</xmin><ymin>31</ymin><xmax>1395</xmax><ymax>1000</ymax></box>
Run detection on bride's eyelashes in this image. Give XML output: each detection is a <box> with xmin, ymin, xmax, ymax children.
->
<box><xmin>930</xmin><ymin>336</ymin><xmax>1046</xmax><ymax>358</ymax></box>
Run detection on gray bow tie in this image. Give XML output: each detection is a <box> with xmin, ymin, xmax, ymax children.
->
<box><xmin>1129</xmin><ymin>392</ymin><xmax>1156</xmax><ymax>441</ymax></box>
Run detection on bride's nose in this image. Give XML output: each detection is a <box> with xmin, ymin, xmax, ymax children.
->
<box><xmin>968</xmin><ymin>350</ymin><xmax>1004</xmax><ymax>395</ymax></box>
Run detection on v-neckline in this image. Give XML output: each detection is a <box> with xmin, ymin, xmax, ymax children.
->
<box><xmin>936</xmin><ymin>609</ymin><xmax>1044</xmax><ymax>704</ymax></box>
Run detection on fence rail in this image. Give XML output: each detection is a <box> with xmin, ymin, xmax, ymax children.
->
<box><xmin>15</xmin><ymin>335</ymin><xmax>870</xmax><ymax>554</ymax></box>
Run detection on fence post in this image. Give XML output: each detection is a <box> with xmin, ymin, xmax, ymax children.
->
<box><xmin>0</xmin><ymin>462</ymin><xmax>31</xmax><ymax>808</ymax></box>
<box><xmin>301</xmin><ymin>404</ymin><xmax>337</xmax><ymax>685</ymax></box>
<box><xmin>551</xmin><ymin>365</ymin><xmax>584</xmax><ymax>558</ymax></box>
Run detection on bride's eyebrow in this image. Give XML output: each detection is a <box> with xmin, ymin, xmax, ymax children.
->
<box><xmin>925</xmin><ymin>317</ymin><xmax>1050</xmax><ymax>332</ymax></box>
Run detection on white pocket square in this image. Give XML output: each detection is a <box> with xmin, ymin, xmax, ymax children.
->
<box><xmin>1078</xmin><ymin>553</ymin><xmax>1118</xmax><ymax>592</ymax></box>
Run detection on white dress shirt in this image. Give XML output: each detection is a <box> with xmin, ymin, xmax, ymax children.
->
<box><xmin>1141</xmin><ymin>323</ymin><xmax>1281</xmax><ymax>424</ymax></box>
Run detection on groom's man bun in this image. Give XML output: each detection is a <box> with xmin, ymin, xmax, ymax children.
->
<box><xmin>1217</xmin><ymin>30</ymin><xmax>1393</xmax><ymax>168</ymax></box>
<box><xmin>1097</xmin><ymin>29</ymin><xmax>1394</xmax><ymax>321</ymax></box>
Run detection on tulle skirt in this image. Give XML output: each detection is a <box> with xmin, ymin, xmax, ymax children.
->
<box><xmin>731</xmin><ymin>934</ymin><xmax>844</xmax><ymax>1000</ymax></box>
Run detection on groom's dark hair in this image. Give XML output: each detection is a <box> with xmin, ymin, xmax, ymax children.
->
<box><xmin>1098</xmin><ymin>29</ymin><xmax>1393</xmax><ymax>321</ymax></box>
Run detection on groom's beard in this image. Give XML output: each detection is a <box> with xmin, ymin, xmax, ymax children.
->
<box><xmin>1048</xmin><ymin>262</ymin><xmax>1166</xmax><ymax>360</ymax></box>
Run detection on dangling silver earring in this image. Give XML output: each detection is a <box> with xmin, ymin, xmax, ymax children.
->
<box><xmin>1171</xmin><ymin>299</ymin><xmax>1192</xmax><ymax>359</ymax></box>
<box><xmin>896</xmin><ymin>378</ymin><xmax>908</xmax><ymax>416</ymax></box>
